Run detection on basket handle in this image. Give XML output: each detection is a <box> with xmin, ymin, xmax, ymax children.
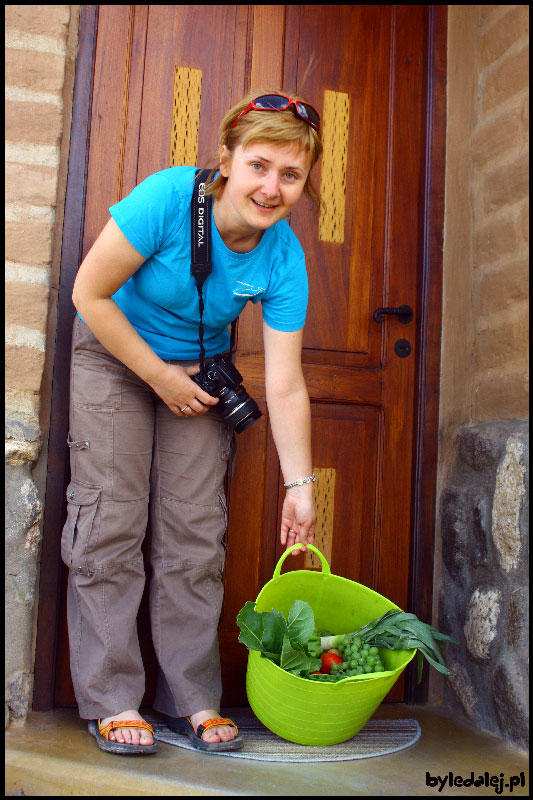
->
<box><xmin>272</xmin><ymin>543</ymin><xmax>332</xmax><ymax>581</ymax></box>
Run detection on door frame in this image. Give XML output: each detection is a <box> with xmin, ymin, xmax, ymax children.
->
<box><xmin>33</xmin><ymin>4</ymin><xmax>447</xmax><ymax>710</ymax></box>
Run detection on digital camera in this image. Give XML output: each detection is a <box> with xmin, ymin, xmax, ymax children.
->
<box><xmin>193</xmin><ymin>353</ymin><xmax>262</xmax><ymax>433</ymax></box>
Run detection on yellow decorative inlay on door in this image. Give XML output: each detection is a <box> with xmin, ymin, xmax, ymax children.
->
<box><xmin>319</xmin><ymin>90</ymin><xmax>350</xmax><ymax>243</ymax></box>
<box><xmin>305</xmin><ymin>468</ymin><xmax>336</xmax><ymax>569</ymax></box>
<box><xmin>169</xmin><ymin>67</ymin><xmax>203</xmax><ymax>167</ymax></box>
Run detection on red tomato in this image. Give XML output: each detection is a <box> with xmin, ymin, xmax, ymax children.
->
<box><xmin>320</xmin><ymin>652</ymin><xmax>343</xmax><ymax>674</ymax></box>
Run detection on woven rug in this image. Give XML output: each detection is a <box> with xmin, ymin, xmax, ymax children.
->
<box><xmin>145</xmin><ymin>713</ymin><xmax>421</xmax><ymax>762</ymax></box>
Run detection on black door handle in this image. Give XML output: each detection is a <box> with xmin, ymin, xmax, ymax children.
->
<box><xmin>373</xmin><ymin>305</ymin><xmax>413</xmax><ymax>324</ymax></box>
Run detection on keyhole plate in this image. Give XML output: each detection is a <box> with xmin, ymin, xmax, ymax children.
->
<box><xmin>394</xmin><ymin>339</ymin><xmax>411</xmax><ymax>357</ymax></box>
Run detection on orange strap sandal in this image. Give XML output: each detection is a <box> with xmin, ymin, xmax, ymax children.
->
<box><xmin>166</xmin><ymin>715</ymin><xmax>244</xmax><ymax>752</ymax></box>
<box><xmin>88</xmin><ymin>718</ymin><xmax>158</xmax><ymax>755</ymax></box>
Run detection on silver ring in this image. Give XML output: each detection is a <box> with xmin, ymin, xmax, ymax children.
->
<box><xmin>180</xmin><ymin>405</ymin><xmax>190</xmax><ymax>412</ymax></box>
<box><xmin>289</xmin><ymin>529</ymin><xmax>295</xmax><ymax>534</ymax></box>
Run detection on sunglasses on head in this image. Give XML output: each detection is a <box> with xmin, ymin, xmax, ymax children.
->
<box><xmin>232</xmin><ymin>94</ymin><xmax>321</xmax><ymax>130</ymax></box>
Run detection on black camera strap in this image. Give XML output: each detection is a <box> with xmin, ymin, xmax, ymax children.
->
<box><xmin>191</xmin><ymin>169</ymin><xmax>213</xmax><ymax>372</ymax></box>
<box><xmin>191</xmin><ymin>168</ymin><xmax>237</xmax><ymax>371</ymax></box>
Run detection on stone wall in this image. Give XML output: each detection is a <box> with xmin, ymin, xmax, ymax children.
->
<box><xmin>5</xmin><ymin>5</ymin><xmax>79</xmax><ymax>725</ymax></box>
<box><xmin>439</xmin><ymin>420</ymin><xmax>529</xmax><ymax>751</ymax></box>
<box><xmin>436</xmin><ymin>5</ymin><xmax>529</xmax><ymax>753</ymax></box>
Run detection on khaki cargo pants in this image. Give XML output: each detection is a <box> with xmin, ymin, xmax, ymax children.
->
<box><xmin>61</xmin><ymin>317</ymin><xmax>233</xmax><ymax>720</ymax></box>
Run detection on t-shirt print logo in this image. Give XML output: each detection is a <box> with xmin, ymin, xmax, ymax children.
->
<box><xmin>233</xmin><ymin>281</ymin><xmax>265</xmax><ymax>297</ymax></box>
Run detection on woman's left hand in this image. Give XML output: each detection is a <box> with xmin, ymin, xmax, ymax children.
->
<box><xmin>280</xmin><ymin>489</ymin><xmax>316</xmax><ymax>556</ymax></box>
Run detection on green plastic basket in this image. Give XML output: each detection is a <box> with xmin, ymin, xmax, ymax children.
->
<box><xmin>245</xmin><ymin>543</ymin><xmax>416</xmax><ymax>745</ymax></box>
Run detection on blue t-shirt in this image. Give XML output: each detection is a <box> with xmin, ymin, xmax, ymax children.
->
<box><xmin>104</xmin><ymin>166</ymin><xmax>308</xmax><ymax>360</ymax></box>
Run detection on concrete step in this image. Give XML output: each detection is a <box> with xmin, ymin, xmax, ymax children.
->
<box><xmin>5</xmin><ymin>704</ymin><xmax>529</xmax><ymax>796</ymax></box>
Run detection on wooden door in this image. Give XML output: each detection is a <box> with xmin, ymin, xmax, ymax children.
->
<box><xmin>220</xmin><ymin>4</ymin><xmax>427</xmax><ymax>704</ymax></box>
<box><xmin>34</xmin><ymin>5</ymin><xmax>446</xmax><ymax>711</ymax></box>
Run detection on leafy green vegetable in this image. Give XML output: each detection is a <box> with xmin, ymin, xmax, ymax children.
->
<box><xmin>236</xmin><ymin>601</ymin><xmax>265</xmax><ymax>652</ymax></box>
<box><xmin>261</xmin><ymin>608</ymin><xmax>288</xmax><ymax>657</ymax></box>
<box><xmin>306</xmin><ymin>630</ymin><xmax>323</xmax><ymax>658</ymax></box>
<box><xmin>236</xmin><ymin>600</ymin><xmax>457</xmax><ymax>685</ymax></box>
<box><xmin>286</xmin><ymin>600</ymin><xmax>315</xmax><ymax>646</ymax></box>
<box><xmin>236</xmin><ymin>601</ymin><xmax>321</xmax><ymax>677</ymax></box>
<box><xmin>320</xmin><ymin>609</ymin><xmax>458</xmax><ymax>684</ymax></box>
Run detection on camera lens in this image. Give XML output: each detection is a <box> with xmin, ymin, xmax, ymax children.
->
<box><xmin>217</xmin><ymin>385</ymin><xmax>262</xmax><ymax>433</ymax></box>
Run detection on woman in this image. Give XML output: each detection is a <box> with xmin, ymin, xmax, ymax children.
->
<box><xmin>64</xmin><ymin>91</ymin><xmax>322</xmax><ymax>755</ymax></box>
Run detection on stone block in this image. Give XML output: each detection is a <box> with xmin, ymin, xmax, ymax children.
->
<box><xmin>5</xmin><ymin>221</ymin><xmax>53</xmax><ymax>266</ymax></box>
<box><xmin>492</xmin><ymin>662</ymin><xmax>529</xmax><ymax>751</ymax></box>
<box><xmin>463</xmin><ymin>587</ymin><xmax>501</xmax><ymax>660</ymax></box>
<box><xmin>440</xmin><ymin>486</ymin><xmax>469</xmax><ymax>581</ymax></box>
<box><xmin>5</xmin><ymin>5</ymin><xmax>71</xmax><ymax>38</ymax></box>
<box><xmin>479</xmin><ymin>258</ymin><xmax>529</xmax><ymax>315</ymax></box>
<box><xmin>519</xmin><ymin>198</ymin><xmax>529</xmax><ymax>244</ymax></box>
<box><xmin>475</xmin><ymin>312</ymin><xmax>529</xmax><ymax>372</ymax></box>
<box><xmin>492</xmin><ymin>433</ymin><xmax>527</xmax><ymax>571</ymax></box>
<box><xmin>474</xmin><ymin>372</ymin><xmax>529</xmax><ymax>420</ymax></box>
<box><xmin>5</xmin><ymin>346</ymin><xmax>46</xmax><ymax>394</ymax></box>
<box><xmin>5</xmin><ymin>163</ymin><xmax>59</xmax><ymax>206</ymax></box>
<box><xmin>482</xmin><ymin>45</ymin><xmax>529</xmax><ymax>114</ymax></box>
<box><xmin>480</xmin><ymin>6</ymin><xmax>530</xmax><ymax>67</ymax></box>
<box><xmin>471</xmin><ymin>492</ymin><xmax>491</xmax><ymax>567</ymax></box>
<box><xmin>444</xmin><ymin>658</ymin><xmax>478</xmax><ymax>721</ymax></box>
<box><xmin>5</xmin><ymin>282</ymin><xmax>50</xmax><ymax>333</ymax></box>
<box><xmin>472</xmin><ymin>98</ymin><xmax>529</xmax><ymax>168</ymax></box>
<box><xmin>483</xmin><ymin>152</ymin><xmax>529</xmax><ymax>214</ymax></box>
<box><xmin>5</xmin><ymin>100</ymin><xmax>63</xmax><ymax>147</ymax></box>
<box><xmin>506</xmin><ymin>588</ymin><xmax>528</xmax><ymax>649</ymax></box>
<box><xmin>5</xmin><ymin>464</ymin><xmax>43</xmax><ymax>721</ymax></box>
<box><xmin>5</xmin><ymin>49</ymin><xmax>66</xmax><ymax>93</ymax></box>
<box><xmin>458</xmin><ymin>426</ymin><xmax>497</xmax><ymax>471</ymax></box>
<box><xmin>474</xmin><ymin>213</ymin><xmax>520</xmax><ymax>267</ymax></box>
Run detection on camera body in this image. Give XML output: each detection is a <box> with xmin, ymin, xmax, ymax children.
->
<box><xmin>193</xmin><ymin>353</ymin><xmax>262</xmax><ymax>433</ymax></box>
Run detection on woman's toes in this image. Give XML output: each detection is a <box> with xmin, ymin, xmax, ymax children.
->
<box><xmin>204</xmin><ymin>725</ymin><xmax>233</xmax><ymax>742</ymax></box>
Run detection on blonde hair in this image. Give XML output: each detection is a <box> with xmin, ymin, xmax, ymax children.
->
<box><xmin>205</xmin><ymin>90</ymin><xmax>324</xmax><ymax>214</ymax></box>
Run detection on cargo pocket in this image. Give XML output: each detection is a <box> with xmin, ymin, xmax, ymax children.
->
<box><xmin>218</xmin><ymin>493</ymin><xmax>228</xmax><ymax>553</ymax></box>
<box><xmin>61</xmin><ymin>481</ymin><xmax>102</xmax><ymax>575</ymax></box>
<box><xmin>221</xmin><ymin>430</ymin><xmax>237</xmax><ymax>478</ymax></box>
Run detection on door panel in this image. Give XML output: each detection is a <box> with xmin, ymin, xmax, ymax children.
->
<box><xmin>224</xmin><ymin>5</ymin><xmax>424</xmax><ymax>704</ymax></box>
<box><xmin>46</xmin><ymin>5</ymin><xmax>439</xmax><ymax>709</ymax></box>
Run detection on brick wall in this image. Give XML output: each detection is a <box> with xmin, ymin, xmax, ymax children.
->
<box><xmin>5</xmin><ymin>5</ymin><xmax>79</xmax><ymax>725</ymax></box>
<box><xmin>471</xmin><ymin>5</ymin><xmax>529</xmax><ymax>419</ymax></box>
<box><xmin>6</xmin><ymin>5</ymin><xmax>79</xmax><ymax>452</ymax></box>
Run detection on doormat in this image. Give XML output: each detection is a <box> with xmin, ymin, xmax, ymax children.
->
<box><xmin>145</xmin><ymin>713</ymin><xmax>421</xmax><ymax>762</ymax></box>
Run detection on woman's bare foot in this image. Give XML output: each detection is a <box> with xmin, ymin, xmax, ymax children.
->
<box><xmin>189</xmin><ymin>709</ymin><xmax>237</xmax><ymax>743</ymax></box>
<box><xmin>99</xmin><ymin>709</ymin><xmax>154</xmax><ymax>746</ymax></box>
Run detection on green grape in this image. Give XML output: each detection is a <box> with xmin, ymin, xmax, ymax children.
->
<box><xmin>369</xmin><ymin>646</ymin><xmax>379</xmax><ymax>656</ymax></box>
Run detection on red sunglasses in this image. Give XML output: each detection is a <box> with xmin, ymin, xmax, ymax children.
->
<box><xmin>232</xmin><ymin>94</ymin><xmax>321</xmax><ymax>130</ymax></box>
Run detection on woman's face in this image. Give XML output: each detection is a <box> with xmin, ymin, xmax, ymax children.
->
<box><xmin>217</xmin><ymin>141</ymin><xmax>311</xmax><ymax>238</ymax></box>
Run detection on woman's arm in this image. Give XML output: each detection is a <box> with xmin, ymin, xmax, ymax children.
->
<box><xmin>263</xmin><ymin>322</ymin><xmax>316</xmax><ymax>555</ymax></box>
<box><xmin>72</xmin><ymin>218</ymin><xmax>218</xmax><ymax>415</ymax></box>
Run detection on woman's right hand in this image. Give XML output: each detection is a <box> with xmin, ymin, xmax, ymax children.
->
<box><xmin>148</xmin><ymin>363</ymin><xmax>219</xmax><ymax>417</ymax></box>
